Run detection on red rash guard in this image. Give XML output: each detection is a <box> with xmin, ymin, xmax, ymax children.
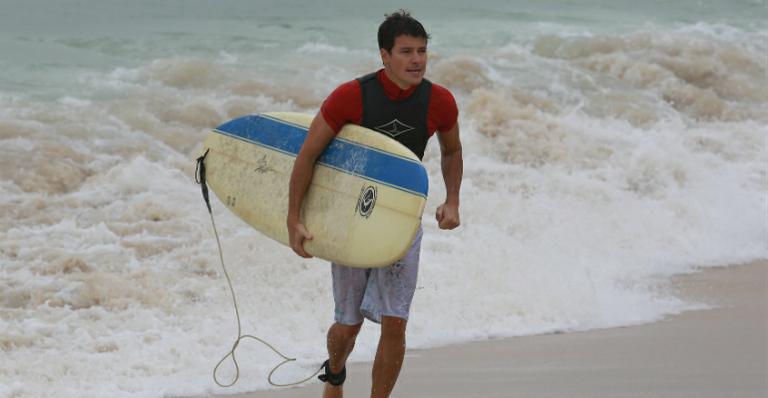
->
<box><xmin>320</xmin><ymin>69</ymin><xmax>458</xmax><ymax>137</ymax></box>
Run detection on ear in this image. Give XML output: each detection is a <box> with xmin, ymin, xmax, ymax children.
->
<box><xmin>380</xmin><ymin>48</ymin><xmax>390</xmax><ymax>66</ymax></box>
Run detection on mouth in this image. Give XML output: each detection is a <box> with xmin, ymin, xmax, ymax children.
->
<box><xmin>406</xmin><ymin>68</ymin><xmax>422</xmax><ymax>76</ymax></box>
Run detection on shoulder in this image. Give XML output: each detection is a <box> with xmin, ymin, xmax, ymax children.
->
<box><xmin>427</xmin><ymin>81</ymin><xmax>458</xmax><ymax>133</ymax></box>
<box><xmin>320</xmin><ymin>79</ymin><xmax>363</xmax><ymax>133</ymax></box>
<box><xmin>326</xmin><ymin>79</ymin><xmax>361</xmax><ymax>103</ymax></box>
<box><xmin>429</xmin><ymin>82</ymin><xmax>457</xmax><ymax>108</ymax></box>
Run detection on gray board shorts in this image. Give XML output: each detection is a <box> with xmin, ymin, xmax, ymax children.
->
<box><xmin>331</xmin><ymin>227</ymin><xmax>423</xmax><ymax>325</ymax></box>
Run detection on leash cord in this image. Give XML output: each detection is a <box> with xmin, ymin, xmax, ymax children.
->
<box><xmin>196</xmin><ymin>150</ymin><xmax>324</xmax><ymax>388</ymax></box>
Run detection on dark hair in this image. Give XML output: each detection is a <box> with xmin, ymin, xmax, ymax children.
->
<box><xmin>377</xmin><ymin>10</ymin><xmax>430</xmax><ymax>53</ymax></box>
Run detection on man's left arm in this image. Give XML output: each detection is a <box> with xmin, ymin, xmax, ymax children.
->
<box><xmin>435</xmin><ymin>122</ymin><xmax>463</xmax><ymax>230</ymax></box>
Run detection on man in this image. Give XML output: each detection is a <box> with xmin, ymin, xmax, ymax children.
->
<box><xmin>287</xmin><ymin>10</ymin><xmax>462</xmax><ymax>398</ymax></box>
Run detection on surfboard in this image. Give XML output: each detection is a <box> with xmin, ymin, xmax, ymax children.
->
<box><xmin>201</xmin><ymin>112</ymin><xmax>429</xmax><ymax>268</ymax></box>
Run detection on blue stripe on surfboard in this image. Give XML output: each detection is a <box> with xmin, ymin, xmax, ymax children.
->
<box><xmin>214</xmin><ymin>114</ymin><xmax>429</xmax><ymax>198</ymax></box>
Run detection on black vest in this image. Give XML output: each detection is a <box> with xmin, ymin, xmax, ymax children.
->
<box><xmin>357</xmin><ymin>72</ymin><xmax>432</xmax><ymax>160</ymax></box>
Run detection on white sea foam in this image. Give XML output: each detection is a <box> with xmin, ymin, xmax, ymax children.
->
<box><xmin>0</xmin><ymin>7</ymin><xmax>766</xmax><ymax>398</ymax></box>
<box><xmin>296</xmin><ymin>42</ymin><xmax>354</xmax><ymax>54</ymax></box>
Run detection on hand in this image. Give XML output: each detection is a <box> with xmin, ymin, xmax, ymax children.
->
<box><xmin>287</xmin><ymin>220</ymin><xmax>314</xmax><ymax>258</ymax></box>
<box><xmin>435</xmin><ymin>202</ymin><xmax>460</xmax><ymax>230</ymax></box>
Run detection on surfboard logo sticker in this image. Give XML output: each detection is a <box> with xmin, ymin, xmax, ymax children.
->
<box><xmin>356</xmin><ymin>185</ymin><xmax>377</xmax><ymax>218</ymax></box>
<box><xmin>254</xmin><ymin>154</ymin><xmax>274</xmax><ymax>174</ymax></box>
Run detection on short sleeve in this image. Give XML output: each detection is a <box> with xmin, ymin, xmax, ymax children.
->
<box><xmin>319</xmin><ymin>80</ymin><xmax>363</xmax><ymax>133</ymax></box>
<box><xmin>428</xmin><ymin>83</ymin><xmax>459</xmax><ymax>134</ymax></box>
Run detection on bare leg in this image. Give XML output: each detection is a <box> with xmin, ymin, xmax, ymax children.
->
<box><xmin>370</xmin><ymin>316</ymin><xmax>407</xmax><ymax>398</ymax></box>
<box><xmin>323</xmin><ymin>322</ymin><xmax>363</xmax><ymax>398</ymax></box>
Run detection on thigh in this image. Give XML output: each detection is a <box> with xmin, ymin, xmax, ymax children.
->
<box><xmin>331</xmin><ymin>263</ymin><xmax>370</xmax><ymax>325</ymax></box>
<box><xmin>361</xmin><ymin>228</ymin><xmax>423</xmax><ymax>322</ymax></box>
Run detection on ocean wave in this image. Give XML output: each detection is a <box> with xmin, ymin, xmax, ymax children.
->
<box><xmin>0</xmin><ymin>16</ymin><xmax>766</xmax><ymax>398</ymax></box>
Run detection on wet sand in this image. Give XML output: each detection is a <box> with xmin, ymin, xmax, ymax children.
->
<box><xmin>217</xmin><ymin>260</ymin><xmax>767</xmax><ymax>398</ymax></box>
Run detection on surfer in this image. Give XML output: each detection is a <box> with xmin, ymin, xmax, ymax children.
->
<box><xmin>287</xmin><ymin>10</ymin><xmax>463</xmax><ymax>398</ymax></box>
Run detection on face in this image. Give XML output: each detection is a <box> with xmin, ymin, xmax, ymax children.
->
<box><xmin>380</xmin><ymin>35</ymin><xmax>428</xmax><ymax>89</ymax></box>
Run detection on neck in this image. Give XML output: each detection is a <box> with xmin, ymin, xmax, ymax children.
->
<box><xmin>383</xmin><ymin>68</ymin><xmax>412</xmax><ymax>90</ymax></box>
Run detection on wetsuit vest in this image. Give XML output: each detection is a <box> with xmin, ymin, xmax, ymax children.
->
<box><xmin>356</xmin><ymin>72</ymin><xmax>432</xmax><ymax>160</ymax></box>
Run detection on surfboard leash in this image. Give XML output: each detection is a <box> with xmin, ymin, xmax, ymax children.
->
<box><xmin>195</xmin><ymin>150</ymin><xmax>324</xmax><ymax>388</ymax></box>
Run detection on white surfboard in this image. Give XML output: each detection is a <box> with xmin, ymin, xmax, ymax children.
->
<box><xmin>201</xmin><ymin>112</ymin><xmax>429</xmax><ymax>268</ymax></box>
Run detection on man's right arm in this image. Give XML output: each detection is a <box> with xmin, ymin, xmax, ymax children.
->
<box><xmin>287</xmin><ymin>112</ymin><xmax>337</xmax><ymax>258</ymax></box>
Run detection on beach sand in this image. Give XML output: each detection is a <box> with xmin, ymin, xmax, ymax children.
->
<box><xmin>217</xmin><ymin>260</ymin><xmax>767</xmax><ymax>398</ymax></box>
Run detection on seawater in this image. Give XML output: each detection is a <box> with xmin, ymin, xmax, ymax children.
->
<box><xmin>1</xmin><ymin>1</ymin><xmax>766</xmax><ymax>397</ymax></box>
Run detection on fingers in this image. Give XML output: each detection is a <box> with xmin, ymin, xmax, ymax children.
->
<box><xmin>291</xmin><ymin>240</ymin><xmax>313</xmax><ymax>258</ymax></box>
<box><xmin>298</xmin><ymin>223</ymin><xmax>314</xmax><ymax>241</ymax></box>
<box><xmin>438</xmin><ymin>216</ymin><xmax>460</xmax><ymax>230</ymax></box>
<box><xmin>436</xmin><ymin>204</ymin><xmax>460</xmax><ymax>230</ymax></box>
<box><xmin>289</xmin><ymin>223</ymin><xmax>314</xmax><ymax>258</ymax></box>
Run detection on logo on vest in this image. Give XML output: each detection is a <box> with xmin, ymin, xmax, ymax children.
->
<box><xmin>374</xmin><ymin>119</ymin><xmax>415</xmax><ymax>138</ymax></box>
<box><xmin>355</xmin><ymin>185</ymin><xmax>377</xmax><ymax>218</ymax></box>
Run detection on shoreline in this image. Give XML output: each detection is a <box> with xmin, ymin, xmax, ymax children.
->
<box><xmin>214</xmin><ymin>260</ymin><xmax>768</xmax><ymax>398</ymax></box>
